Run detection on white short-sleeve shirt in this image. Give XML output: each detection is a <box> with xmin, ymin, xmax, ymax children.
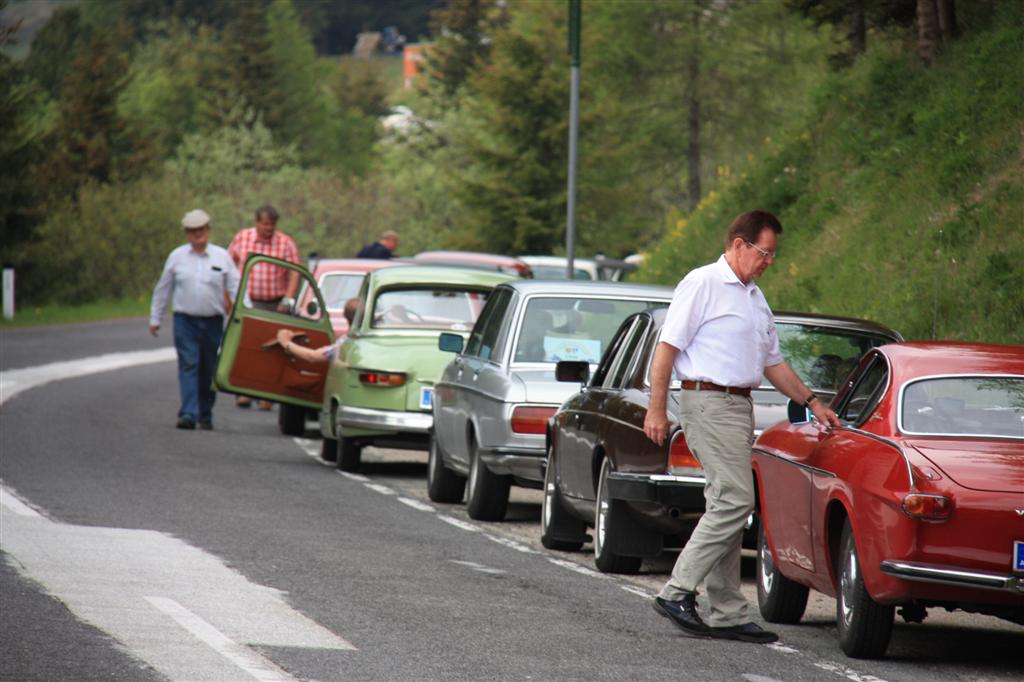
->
<box><xmin>659</xmin><ymin>255</ymin><xmax>783</xmax><ymax>388</ymax></box>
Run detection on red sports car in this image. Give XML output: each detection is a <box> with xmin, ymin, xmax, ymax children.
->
<box><xmin>753</xmin><ymin>342</ymin><xmax>1024</xmax><ymax>658</ymax></box>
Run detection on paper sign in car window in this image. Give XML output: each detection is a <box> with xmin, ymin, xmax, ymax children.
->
<box><xmin>543</xmin><ymin>336</ymin><xmax>601</xmax><ymax>363</ymax></box>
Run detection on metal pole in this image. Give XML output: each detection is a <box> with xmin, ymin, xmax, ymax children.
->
<box><xmin>2</xmin><ymin>268</ymin><xmax>14</xmax><ymax>320</ymax></box>
<box><xmin>565</xmin><ymin>0</ymin><xmax>581</xmax><ymax>280</ymax></box>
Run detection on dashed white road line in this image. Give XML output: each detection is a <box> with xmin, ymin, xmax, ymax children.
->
<box><xmin>398</xmin><ymin>497</ymin><xmax>436</xmax><ymax>512</ymax></box>
<box><xmin>449</xmin><ymin>560</ymin><xmax>506</xmax><ymax>575</ymax></box>
<box><xmin>438</xmin><ymin>514</ymin><xmax>482</xmax><ymax>532</ymax></box>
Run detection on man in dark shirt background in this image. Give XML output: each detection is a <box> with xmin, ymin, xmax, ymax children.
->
<box><xmin>357</xmin><ymin>230</ymin><xmax>399</xmax><ymax>259</ymax></box>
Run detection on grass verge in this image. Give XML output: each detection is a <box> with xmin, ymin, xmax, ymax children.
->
<box><xmin>0</xmin><ymin>295</ymin><xmax>151</xmax><ymax>328</ymax></box>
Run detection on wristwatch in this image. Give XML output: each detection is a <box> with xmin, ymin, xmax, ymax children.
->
<box><xmin>281</xmin><ymin>296</ymin><xmax>295</xmax><ymax>307</ymax></box>
<box><xmin>803</xmin><ymin>394</ymin><xmax>819</xmax><ymax>409</ymax></box>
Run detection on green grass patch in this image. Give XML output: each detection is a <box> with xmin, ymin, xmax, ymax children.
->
<box><xmin>0</xmin><ymin>295</ymin><xmax>151</xmax><ymax>327</ymax></box>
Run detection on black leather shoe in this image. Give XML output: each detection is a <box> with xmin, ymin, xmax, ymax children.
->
<box><xmin>708</xmin><ymin>622</ymin><xmax>778</xmax><ymax>643</ymax></box>
<box><xmin>198</xmin><ymin>421</ymin><xmax>213</xmax><ymax>430</ymax></box>
<box><xmin>652</xmin><ymin>595</ymin><xmax>709</xmax><ymax>636</ymax></box>
<box><xmin>176</xmin><ymin>418</ymin><xmax>196</xmax><ymax>430</ymax></box>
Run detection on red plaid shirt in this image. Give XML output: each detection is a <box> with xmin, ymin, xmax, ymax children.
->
<box><xmin>228</xmin><ymin>227</ymin><xmax>300</xmax><ymax>301</ymax></box>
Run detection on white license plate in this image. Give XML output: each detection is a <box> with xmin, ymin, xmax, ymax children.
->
<box><xmin>1014</xmin><ymin>540</ymin><xmax>1024</xmax><ymax>573</ymax></box>
<box><xmin>420</xmin><ymin>387</ymin><xmax>433</xmax><ymax>410</ymax></box>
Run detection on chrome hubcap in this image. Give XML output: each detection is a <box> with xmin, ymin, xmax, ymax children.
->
<box><xmin>759</xmin><ymin>537</ymin><xmax>774</xmax><ymax>594</ymax></box>
<box><xmin>840</xmin><ymin>543</ymin><xmax>857</xmax><ymax>626</ymax></box>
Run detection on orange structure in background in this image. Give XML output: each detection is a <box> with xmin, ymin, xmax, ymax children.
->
<box><xmin>403</xmin><ymin>43</ymin><xmax>431</xmax><ymax>89</ymax></box>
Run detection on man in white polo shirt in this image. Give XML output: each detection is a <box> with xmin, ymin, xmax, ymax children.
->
<box><xmin>644</xmin><ymin>209</ymin><xmax>839</xmax><ymax>643</ymax></box>
<box><xmin>150</xmin><ymin>209</ymin><xmax>240</xmax><ymax>430</ymax></box>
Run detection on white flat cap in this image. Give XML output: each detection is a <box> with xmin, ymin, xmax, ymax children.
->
<box><xmin>181</xmin><ymin>209</ymin><xmax>210</xmax><ymax>229</ymax></box>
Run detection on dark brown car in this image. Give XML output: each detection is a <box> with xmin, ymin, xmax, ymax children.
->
<box><xmin>541</xmin><ymin>307</ymin><xmax>902</xmax><ymax>574</ymax></box>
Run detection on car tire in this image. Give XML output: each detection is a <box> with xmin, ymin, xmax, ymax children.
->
<box><xmin>466</xmin><ymin>439</ymin><xmax>510</xmax><ymax>521</ymax></box>
<box><xmin>336</xmin><ymin>436</ymin><xmax>362</xmax><ymax>472</ymax></box>
<box><xmin>540</xmin><ymin>445</ymin><xmax>587</xmax><ymax>551</ymax></box>
<box><xmin>278</xmin><ymin>403</ymin><xmax>306</xmax><ymax>436</ymax></box>
<box><xmin>837</xmin><ymin>519</ymin><xmax>894</xmax><ymax>658</ymax></box>
<box><xmin>756</xmin><ymin>521</ymin><xmax>809</xmax><ymax>623</ymax></box>
<box><xmin>593</xmin><ymin>458</ymin><xmax>642</xmax><ymax>574</ymax></box>
<box><xmin>320</xmin><ymin>436</ymin><xmax>337</xmax><ymax>463</ymax></box>
<box><xmin>427</xmin><ymin>432</ymin><xmax>465</xmax><ymax>503</ymax></box>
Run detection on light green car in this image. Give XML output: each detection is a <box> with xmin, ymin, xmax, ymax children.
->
<box><xmin>318</xmin><ymin>265</ymin><xmax>514</xmax><ymax>471</ymax></box>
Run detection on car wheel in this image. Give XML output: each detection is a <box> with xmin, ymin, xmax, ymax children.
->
<box><xmin>837</xmin><ymin>519</ymin><xmax>894</xmax><ymax>658</ymax></box>
<box><xmin>465</xmin><ymin>439</ymin><xmax>510</xmax><ymax>521</ymax></box>
<box><xmin>593</xmin><ymin>458</ymin><xmax>642</xmax><ymax>574</ymax></box>
<box><xmin>336</xmin><ymin>436</ymin><xmax>362</xmax><ymax>472</ymax></box>
<box><xmin>320</xmin><ymin>437</ymin><xmax>337</xmax><ymax>463</ymax></box>
<box><xmin>540</xmin><ymin>445</ymin><xmax>587</xmax><ymax>551</ymax></box>
<box><xmin>427</xmin><ymin>432</ymin><xmax>465</xmax><ymax>503</ymax></box>
<box><xmin>756</xmin><ymin>520</ymin><xmax>809</xmax><ymax>623</ymax></box>
<box><xmin>278</xmin><ymin>403</ymin><xmax>306</xmax><ymax>436</ymax></box>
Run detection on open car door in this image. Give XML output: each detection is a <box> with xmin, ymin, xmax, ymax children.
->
<box><xmin>215</xmin><ymin>255</ymin><xmax>333</xmax><ymax>409</ymax></box>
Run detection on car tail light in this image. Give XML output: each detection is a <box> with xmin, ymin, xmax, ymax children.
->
<box><xmin>358</xmin><ymin>371</ymin><xmax>406</xmax><ymax>387</ymax></box>
<box><xmin>511</xmin><ymin>406</ymin><xmax>556</xmax><ymax>434</ymax></box>
<box><xmin>902</xmin><ymin>493</ymin><xmax>953</xmax><ymax>520</ymax></box>
<box><xmin>668</xmin><ymin>432</ymin><xmax>702</xmax><ymax>475</ymax></box>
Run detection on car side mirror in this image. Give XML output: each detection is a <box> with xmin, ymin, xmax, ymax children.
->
<box><xmin>438</xmin><ymin>332</ymin><xmax>464</xmax><ymax>353</ymax></box>
<box><xmin>787</xmin><ymin>399</ymin><xmax>812</xmax><ymax>424</ymax></box>
<box><xmin>555</xmin><ymin>360</ymin><xmax>590</xmax><ymax>384</ymax></box>
<box><xmin>306</xmin><ymin>300</ymin><xmax>319</xmax><ymax>317</ymax></box>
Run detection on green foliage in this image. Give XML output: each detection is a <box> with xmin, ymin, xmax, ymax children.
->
<box><xmin>641</xmin><ymin>5</ymin><xmax>1024</xmax><ymax>344</ymax></box>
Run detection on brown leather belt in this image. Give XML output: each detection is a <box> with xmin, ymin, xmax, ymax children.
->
<box><xmin>681</xmin><ymin>380</ymin><xmax>751</xmax><ymax>397</ymax></box>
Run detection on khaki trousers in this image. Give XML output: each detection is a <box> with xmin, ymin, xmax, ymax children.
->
<box><xmin>658</xmin><ymin>390</ymin><xmax>754</xmax><ymax>627</ymax></box>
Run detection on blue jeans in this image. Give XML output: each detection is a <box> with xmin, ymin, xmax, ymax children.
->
<box><xmin>173</xmin><ymin>313</ymin><xmax>223</xmax><ymax>424</ymax></box>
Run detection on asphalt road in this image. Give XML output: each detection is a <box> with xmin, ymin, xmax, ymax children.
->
<box><xmin>1</xmin><ymin>318</ymin><xmax>1021</xmax><ymax>681</ymax></box>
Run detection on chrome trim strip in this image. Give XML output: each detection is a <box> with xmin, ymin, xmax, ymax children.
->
<box><xmin>880</xmin><ymin>560</ymin><xmax>1024</xmax><ymax>593</ymax></box>
<box><xmin>897</xmin><ymin>373</ymin><xmax>1024</xmax><ymax>440</ymax></box>
<box><xmin>608</xmin><ymin>471</ymin><xmax>705</xmax><ymax>485</ymax></box>
<box><xmin>840</xmin><ymin>425</ymin><xmax>914</xmax><ymax>489</ymax></box>
<box><xmin>337</xmin><ymin>405</ymin><xmax>433</xmax><ymax>432</ymax></box>
<box><xmin>751</xmin><ymin>446</ymin><xmax>837</xmax><ymax>478</ymax></box>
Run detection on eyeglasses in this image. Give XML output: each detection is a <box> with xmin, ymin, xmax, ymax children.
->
<box><xmin>745</xmin><ymin>240</ymin><xmax>776</xmax><ymax>260</ymax></box>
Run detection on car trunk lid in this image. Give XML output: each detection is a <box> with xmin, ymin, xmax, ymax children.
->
<box><xmin>907</xmin><ymin>439</ymin><xmax>1024</xmax><ymax>493</ymax></box>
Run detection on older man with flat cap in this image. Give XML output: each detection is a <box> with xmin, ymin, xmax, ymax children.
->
<box><xmin>150</xmin><ymin>209</ymin><xmax>240</xmax><ymax>430</ymax></box>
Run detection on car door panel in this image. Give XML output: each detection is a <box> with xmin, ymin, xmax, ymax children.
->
<box><xmin>215</xmin><ymin>255</ymin><xmax>332</xmax><ymax>408</ymax></box>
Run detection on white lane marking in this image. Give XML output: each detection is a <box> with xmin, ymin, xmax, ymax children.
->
<box><xmin>0</xmin><ymin>348</ymin><xmax>177</xmax><ymax>406</ymax></box>
<box><xmin>146</xmin><ymin>597</ymin><xmax>298</xmax><ymax>682</ymax></box>
<box><xmin>0</xmin><ymin>483</ymin><xmax>44</xmax><ymax>518</ymax></box>
<box><xmin>546</xmin><ymin>557</ymin><xmax>606</xmax><ymax>579</ymax></box>
<box><xmin>743</xmin><ymin>675</ymin><xmax>787</xmax><ymax>682</ymax></box>
<box><xmin>292</xmin><ymin>437</ymin><xmax>321</xmax><ymax>459</ymax></box>
<box><xmin>449</xmin><ymin>560</ymin><xmax>506</xmax><ymax>575</ymax></box>
<box><xmin>483</xmin><ymin>533</ymin><xmax>539</xmax><ymax>554</ymax></box>
<box><xmin>814</xmin><ymin>661</ymin><xmax>889</xmax><ymax>682</ymax></box>
<box><xmin>438</xmin><ymin>515</ymin><xmax>482</xmax><ymax>532</ymax></box>
<box><xmin>337</xmin><ymin>471</ymin><xmax>370</xmax><ymax>483</ymax></box>
<box><xmin>767</xmin><ymin>642</ymin><xmax>799</xmax><ymax>654</ymax></box>
<box><xmin>620</xmin><ymin>585</ymin><xmax>652</xmax><ymax>599</ymax></box>
<box><xmin>2</xmin><ymin>484</ymin><xmax>355</xmax><ymax>681</ymax></box>
<box><xmin>364</xmin><ymin>483</ymin><xmax>396</xmax><ymax>496</ymax></box>
<box><xmin>398</xmin><ymin>497</ymin><xmax>436</xmax><ymax>512</ymax></box>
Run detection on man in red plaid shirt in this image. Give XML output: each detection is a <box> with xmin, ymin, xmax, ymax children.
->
<box><xmin>228</xmin><ymin>204</ymin><xmax>300</xmax><ymax>409</ymax></box>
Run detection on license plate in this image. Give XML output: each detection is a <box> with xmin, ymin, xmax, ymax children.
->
<box><xmin>1014</xmin><ymin>541</ymin><xmax>1024</xmax><ymax>573</ymax></box>
<box><xmin>420</xmin><ymin>387</ymin><xmax>433</xmax><ymax>410</ymax></box>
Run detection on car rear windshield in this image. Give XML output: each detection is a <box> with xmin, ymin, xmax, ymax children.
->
<box><xmin>514</xmin><ymin>297</ymin><xmax>665</xmax><ymax>363</ymax></box>
<box><xmin>776</xmin><ymin>324</ymin><xmax>894</xmax><ymax>392</ymax></box>
<box><xmin>319</xmin><ymin>273</ymin><xmax>364</xmax><ymax>309</ymax></box>
<box><xmin>372</xmin><ymin>288</ymin><xmax>489</xmax><ymax>331</ymax></box>
<box><xmin>901</xmin><ymin>376</ymin><xmax>1024</xmax><ymax>438</ymax></box>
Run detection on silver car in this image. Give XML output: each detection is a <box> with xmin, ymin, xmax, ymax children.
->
<box><xmin>428</xmin><ymin>280</ymin><xmax>674</xmax><ymax>520</ymax></box>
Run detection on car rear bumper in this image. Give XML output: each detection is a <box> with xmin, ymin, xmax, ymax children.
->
<box><xmin>481</xmin><ymin>447</ymin><xmax>546</xmax><ymax>483</ymax></box>
<box><xmin>880</xmin><ymin>560</ymin><xmax>1024</xmax><ymax>595</ymax></box>
<box><xmin>337</xmin><ymin>405</ymin><xmax>433</xmax><ymax>434</ymax></box>
<box><xmin>607</xmin><ymin>472</ymin><xmax>706</xmax><ymax>510</ymax></box>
